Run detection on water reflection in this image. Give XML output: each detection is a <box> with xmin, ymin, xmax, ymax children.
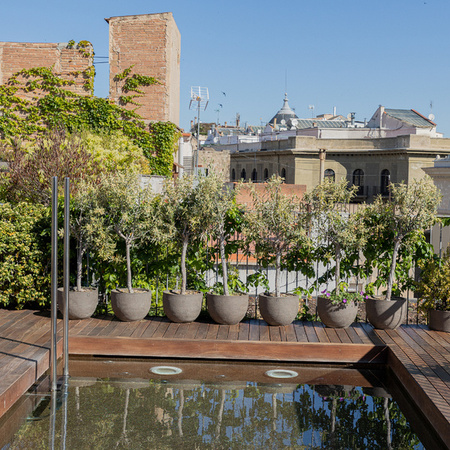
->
<box><xmin>7</xmin><ymin>378</ymin><xmax>424</xmax><ymax>449</ymax></box>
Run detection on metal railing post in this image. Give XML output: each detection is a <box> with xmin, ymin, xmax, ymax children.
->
<box><xmin>50</xmin><ymin>176</ymin><xmax>58</xmax><ymax>391</ymax></box>
<box><xmin>63</xmin><ymin>178</ymin><xmax>70</xmax><ymax>381</ymax></box>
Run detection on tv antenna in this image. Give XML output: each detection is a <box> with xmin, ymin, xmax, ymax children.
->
<box><xmin>308</xmin><ymin>105</ymin><xmax>315</xmax><ymax>118</ymax></box>
<box><xmin>189</xmin><ymin>86</ymin><xmax>209</xmax><ymax>176</ymax></box>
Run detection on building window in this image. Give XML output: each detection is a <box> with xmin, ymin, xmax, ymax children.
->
<box><xmin>231</xmin><ymin>169</ymin><xmax>236</xmax><ymax>181</ymax></box>
<box><xmin>324</xmin><ymin>169</ymin><xmax>335</xmax><ymax>182</ymax></box>
<box><xmin>281</xmin><ymin>168</ymin><xmax>286</xmax><ymax>179</ymax></box>
<box><xmin>251</xmin><ymin>168</ymin><xmax>258</xmax><ymax>182</ymax></box>
<box><xmin>264</xmin><ymin>168</ymin><xmax>269</xmax><ymax>181</ymax></box>
<box><xmin>381</xmin><ymin>169</ymin><xmax>390</xmax><ymax>195</ymax></box>
<box><xmin>352</xmin><ymin>169</ymin><xmax>365</xmax><ymax>196</ymax></box>
<box><xmin>240</xmin><ymin>169</ymin><xmax>246</xmax><ymax>180</ymax></box>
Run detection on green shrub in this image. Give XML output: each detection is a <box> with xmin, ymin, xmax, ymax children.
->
<box><xmin>0</xmin><ymin>202</ymin><xmax>50</xmax><ymax>308</ymax></box>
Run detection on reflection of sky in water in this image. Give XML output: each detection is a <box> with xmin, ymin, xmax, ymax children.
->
<box><xmin>7</xmin><ymin>379</ymin><xmax>424</xmax><ymax>449</ymax></box>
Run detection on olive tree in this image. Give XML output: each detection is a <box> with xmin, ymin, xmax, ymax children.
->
<box><xmin>161</xmin><ymin>175</ymin><xmax>215</xmax><ymax>295</ymax></box>
<box><xmin>243</xmin><ymin>175</ymin><xmax>309</xmax><ymax>297</ymax></box>
<box><xmin>364</xmin><ymin>176</ymin><xmax>440</xmax><ymax>301</ymax></box>
<box><xmin>95</xmin><ymin>172</ymin><xmax>159</xmax><ymax>293</ymax></box>
<box><xmin>303</xmin><ymin>178</ymin><xmax>366</xmax><ymax>292</ymax></box>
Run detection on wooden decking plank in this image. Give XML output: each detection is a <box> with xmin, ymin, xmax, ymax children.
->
<box><xmin>227</xmin><ymin>324</ymin><xmax>240</xmax><ymax>341</ymax></box>
<box><xmin>248</xmin><ymin>319</ymin><xmax>260</xmax><ymax>341</ymax></box>
<box><xmin>73</xmin><ymin>317</ymin><xmax>97</xmax><ymax>336</ymax></box>
<box><xmin>140</xmin><ymin>317</ymin><xmax>166</xmax><ymax>338</ymax></box>
<box><xmin>193</xmin><ymin>322</ymin><xmax>208</xmax><ymax>339</ymax></box>
<box><xmin>172</xmin><ymin>322</ymin><xmax>190</xmax><ymax>340</ymax></box>
<box><xmin>184</xmin><ymin>322</ymin><xmax>200</xmax><ymax>340</ymax></box>
<box><xmin>150</xmin><ymin>319</ymin><xmax>171</xmax><ymax>339</ymax></box>
<box><xmin>259</xmin><ymin>321</ymin><xmax>270</xmax><ymax>341</ymax></box>
<box><xmin>238</xmin><ymin>321</ymin><xmax>250</xmax><ymax>340</ymax></box>
<box><xmin>216</xmin><ymin>324</ymin><xmax>229</xmax><ymax>341</ymax></box>
<box><xmin>108</xmin><ymin>320</ymin><xmax>135</xmax><ymax>337</ymax></box>
<box><xmin>292</xmin><ymin>322</ymin><xmax>308</xmax><ymax>342</ymax></box>
<box><xmin>87</xmin><ymin>315</ymin><xmax>114</xmax><ymax>336</ymax></box>
<box><xmin>0</xmin><ymin>310</ymin><xmax>35</xmax><ymax>335</ymax></box>
<box><xmin>303</xmin><ymin>321</ymin><xmax>319</xmax><ymax>342</ymax></box>
<box><xmin>335</xmin><ymin>328</ymin><xmax>352</xmax><ymax>344</ymax></box>
<box><xmin>205</xmin><ymin>323</ymin><xmax>220</xmax><ymax>340</ymax></box>
<box><xmin>324</xmin><ymin>327</ymin><xmax>341</xmax><ymax>343</ymax></box>
<box><xmin>360</xmin><ymin>322</ymin><xmax>385</xmax><ymax>346</ymax></box>
<box><xmin>313</xmin><ymin>323</ymin><xmax>330</xmax><ymax>343</ymax></box>
<box><xmin>384</xmin><ymin>329</ymin><xmax>450</xmax><ymax>410</ymax></box>
<box><xmin>416</xmin><ymin>324</ymin><xmax>450</xmax><ymax>353</ymax></box>
<box><xmin>395</xmin><ymin>327</ymin><xmax>450</xmax><ymax>387</ymax></box>
<box><xmin>269</xmin><ymin>326</ymin><xmax>281</xmax><ymax>342</ymax></box>
<box><xmin>344</xmin><ymin>326</ymin><xmax>364</xmax><ymax>344</ymax></box>
<box><xmin>284</xmin><ymin>324</ymin><xmax>298</xmax><ymax>342</ymax></box>
<box><xmin>352</xmin><ymin>323</ymin><xmax>373</xmax><ymax>345</ymax></box>
<box><xmin>129</xmin><ymin>318</ymin><xmax>154</xmax><ymax>338</ymax></box>
<box><xmin>162</xmin><ymin>322</ymin><xmax>180</xmax><ymax>339</ymax></box>
<box><xmin>402</xmin><ymin>326</ymin><xmax>450</xmax><ymax>367</ymax></box>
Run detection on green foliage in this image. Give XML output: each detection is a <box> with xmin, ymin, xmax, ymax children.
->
<box><xmin>304</xmin><ymin>178</ymin><xmax>367</xmax><ymax>290</ymax></box>
<box><xmin>0</xmin><ymin>64</ymin><xmax>179</xmax><ymax>177</ymax></box>
<box><xmin>416</xmin><ymin>249</ymin><xmax>450</xmax><ymax>312</ymax></box>
<box><xmin>0</xmin><ymin>203</ymin><xmax>50</xmax><ymax>308</ymax></box>
<box><xmin>243</xmin><ymin>175</ymin><xmax>310</xmax><ymax>297</ymax></box>
<box><xmin>364</xmin><ymin>176</ymin><xmax>440</xmax><ymax>300</ymax></box>
<box><xmin>320</xmin><ymin>284</ymin><xmax>368</xmax><ymax>306</ymax></box>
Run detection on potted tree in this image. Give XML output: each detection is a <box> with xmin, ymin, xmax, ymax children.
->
<box><xmin>243</xmin><ymin>175</ymin><xmax>309</xmax><ymax>326</ymax></box>
<box><xmin>161</xmin><ymin>175</ymin><xmax>213</xmax><ymax>323</ymax></box>
<box><xmin>57</xmin><ymin>180</ymin><xmax>110</xmax><ymax>319</ymax></box>
<box><xmin>205</xmin><ymin>174</ymin><xmax>248</xmax><ymax>325</ymax></box>
<box><xmin>304</xmin><ymin>179</ymin><xmax>367</xmax><ymax>328</ymax></box>
<box><xmin>416</xmin><ymin>248</ymin><xmax>450</xmax><ymax>332</ymax></box>
<box><xmin>96</xmin><ymin>172</ymin><xmax>156</xmax><ymax>321</ymax></box>
<box><xmin>363</xmin><ymin>176</ymin><xmax>440</xmax><ymax>329</ymax></box>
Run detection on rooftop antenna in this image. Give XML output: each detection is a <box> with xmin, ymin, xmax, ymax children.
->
<box><xmin>308</xmin><ymin>105</ymin><xmax>315</xmax><ymax>118</ymax></box>
<box><xmin>429</xmin><ymin>100</ymin><xmax>435</xmax><ymax>122</ymax></box>
<box><xmin>189</xmin><ymin>86</ymin><xmax>209</xmax><ymax>177</ymax></box>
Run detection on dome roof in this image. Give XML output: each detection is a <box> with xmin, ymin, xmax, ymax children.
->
<box><xmin>269</xmin><ymin>93</ymin><xmax>298</xmax><ymax>125</ymax></box>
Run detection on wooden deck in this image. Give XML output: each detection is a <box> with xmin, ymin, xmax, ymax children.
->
<box><xmin>0</xmin><ymin>310</ymin><xmax>449</xmax><ymax>447</ymax></box>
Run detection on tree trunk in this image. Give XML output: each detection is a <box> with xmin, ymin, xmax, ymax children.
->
<box><xmin>180</xmin><ymin>238</ymin><xmax>188</xmax><ymax>295</ymax></box>
<box><xmin>386</xmin><ymin>239</ymin><xmax>401</xmax><ymax>301</ymax></box>
<box><xmin>275</xmin><ymin>252</ymin><xmax>281</xmax><ymax>297</ymax></box>
<box><xmin>76</xmin><ymin>244</ymin><xmax>84</xmax><ymax>292</ymax></box>
<box><xmin>220</xmin><ymin>238</ymin><xmax>229</xmax><ymax>296</ymax></box>
<box><xmin>335</xmin><ymin>244</ymin><xmax>341</xmax><ymax>290</ymax></box>
<box><xmin>126</xmin><ymin>241</ymin><xmax>133</xmax><ymax>293</ymax></box>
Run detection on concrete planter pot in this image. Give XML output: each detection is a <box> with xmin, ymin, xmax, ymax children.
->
<box><xmin>258</xmin><ymin>294</ymin><xmax>299</xmax><ymax>326</ymax></box>
<box><xmin>57</xmin><ymin>287</ymin><xmax>98</xmax><ymax>320</ymax></box>
<box><xmin>111</xmin><ymin>289</ymin><xmax>151</xmax><ymax>322</ymax></box>
<box><xmin>366</xmin><ymin>296</ymin><xmax>406</xmax><ymax>330</ymax></box>
<box><xmin>429</xmin><ymin>310</ymin><xmax>450</xmax><ymax>332</ymax></box>
<box><xmin>317</xmin><ymin>296</ymin><xmax>358</xmax><ymax>328</ymax></box>
<box><xmin>163</xmin><ymin>290</ymin><xmax>203</xmax><ymax>323</ymax></box>
<box><xmin>206</xmin><ymin>293</ymin><xmax>249</xmax><ymax>325</ymax></box>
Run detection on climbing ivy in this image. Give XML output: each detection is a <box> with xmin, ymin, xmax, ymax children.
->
<box><xmin>0</xmin><ymin>61</ymin><xmax>179</xmax><ymax>176</ymax></box>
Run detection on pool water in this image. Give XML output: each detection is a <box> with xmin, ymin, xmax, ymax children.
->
<box><xmin>4</xmin><ymin>361</ymin><xmax>425</xmax><ymax>449</ymax></box>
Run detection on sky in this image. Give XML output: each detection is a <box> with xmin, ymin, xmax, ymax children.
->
<box><xmin>1</xmin><ymin>0</ymin><xmax>450</xmax><ymax>135</ymax></box>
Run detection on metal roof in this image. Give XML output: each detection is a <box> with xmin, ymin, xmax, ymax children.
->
<box><xmin>385</xmin><ymin>108</ymin><xmax>435</xmax><ymax>128</ymax></box>
<box><xmin>291</xmin><ymin>119</ymin><xmax>348</xmax><ymax>129</ymax></box>
<box><xmin>269</xmin><ymin>93</ymin><xmax>298</xmax><ymax>125</ymax></box>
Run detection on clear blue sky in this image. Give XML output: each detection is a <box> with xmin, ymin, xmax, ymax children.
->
<box><xmin>1</xmin><ymin>0</ymin><xmax>449</xmax><ymax>135</ymax></box>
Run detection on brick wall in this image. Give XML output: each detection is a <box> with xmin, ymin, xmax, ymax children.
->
<box><xmin>0</xmin><ymin>42</ymin><xmax>93</xmax><ymax>99</ymax></box>
<box><xmin>106</xmin><ymin>13</ymin><xmax>180</xmax><ymax>125</ymax></box>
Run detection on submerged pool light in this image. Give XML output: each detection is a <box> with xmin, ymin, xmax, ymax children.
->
<box><xmin>150</xmin><ymin>366</ymin><xmax>183</xmax><ymax>376</ymax></box>
<box><xmin>265</xmin><ymin>369</ymin><xmax>299</xmax><ymax>379</ymax></box>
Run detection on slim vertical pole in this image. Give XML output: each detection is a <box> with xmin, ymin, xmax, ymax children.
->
<box><xmin>63</xmin><ymin>178</ymin><xmax>70</xmax><ymax>380</ymax></box>
<box><xmin>50</xmin><ymin>176</ymin><xmax>58</xmax><ymax>392</ymax></box>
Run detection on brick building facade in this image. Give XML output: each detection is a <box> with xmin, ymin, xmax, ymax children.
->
<box><xmin>0</xmin><ymin>12</ymin><xmax>181</xmax><ymax>125</ymax></box>
<box><xmin>0</xmin><ymin>42</ymin><xmax>93</xmax><ymax>99</ymax></box>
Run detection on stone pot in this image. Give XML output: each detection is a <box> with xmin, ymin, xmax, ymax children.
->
<box><xmin>163</xmin><ymin>290</ymin><xmax>203</xmax><ymax>323</ymax></box>
<box><xmin>111</xmin><ymin>289</ymin><xmax>151</xmax><ymax>322</ymax></box>
<box><xmin>57</xmin><ymin>287</ymin><xmax>98</xmax><ymax>320</ymax></box>
<box><xmin>258</xmin><ymin>294</ymin><xmax>299</xmax><ymax>326</ymax></box>
<box><xmin>207</xmin><ymin>293</ymin><xmax>249</xmax><ymax>325</ymax></box>
<box><xmin>317</xmin><ymin>296</ymin><xmax>358</xmax><ymax>328</ymax></box>
<box><xmin>429</xmin><ymin>309</ymin><xmax>450</xmax><ymax>332</ymax></box>
<box><xmin>366</xmin><ymin>296</ymin><xmax>406</xmax><ymax>330</ymax></box>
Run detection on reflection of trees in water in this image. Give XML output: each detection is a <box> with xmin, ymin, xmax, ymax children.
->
<box><xmin>8</xmin><ymin>380</ymin><xmax>421</xmax><ymax>449</ymax></box>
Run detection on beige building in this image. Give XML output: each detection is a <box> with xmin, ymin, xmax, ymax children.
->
<box><xmin>212</xmin><ymin>102</ymin><xmax>450</xmax><ymax>202</ymax></box>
